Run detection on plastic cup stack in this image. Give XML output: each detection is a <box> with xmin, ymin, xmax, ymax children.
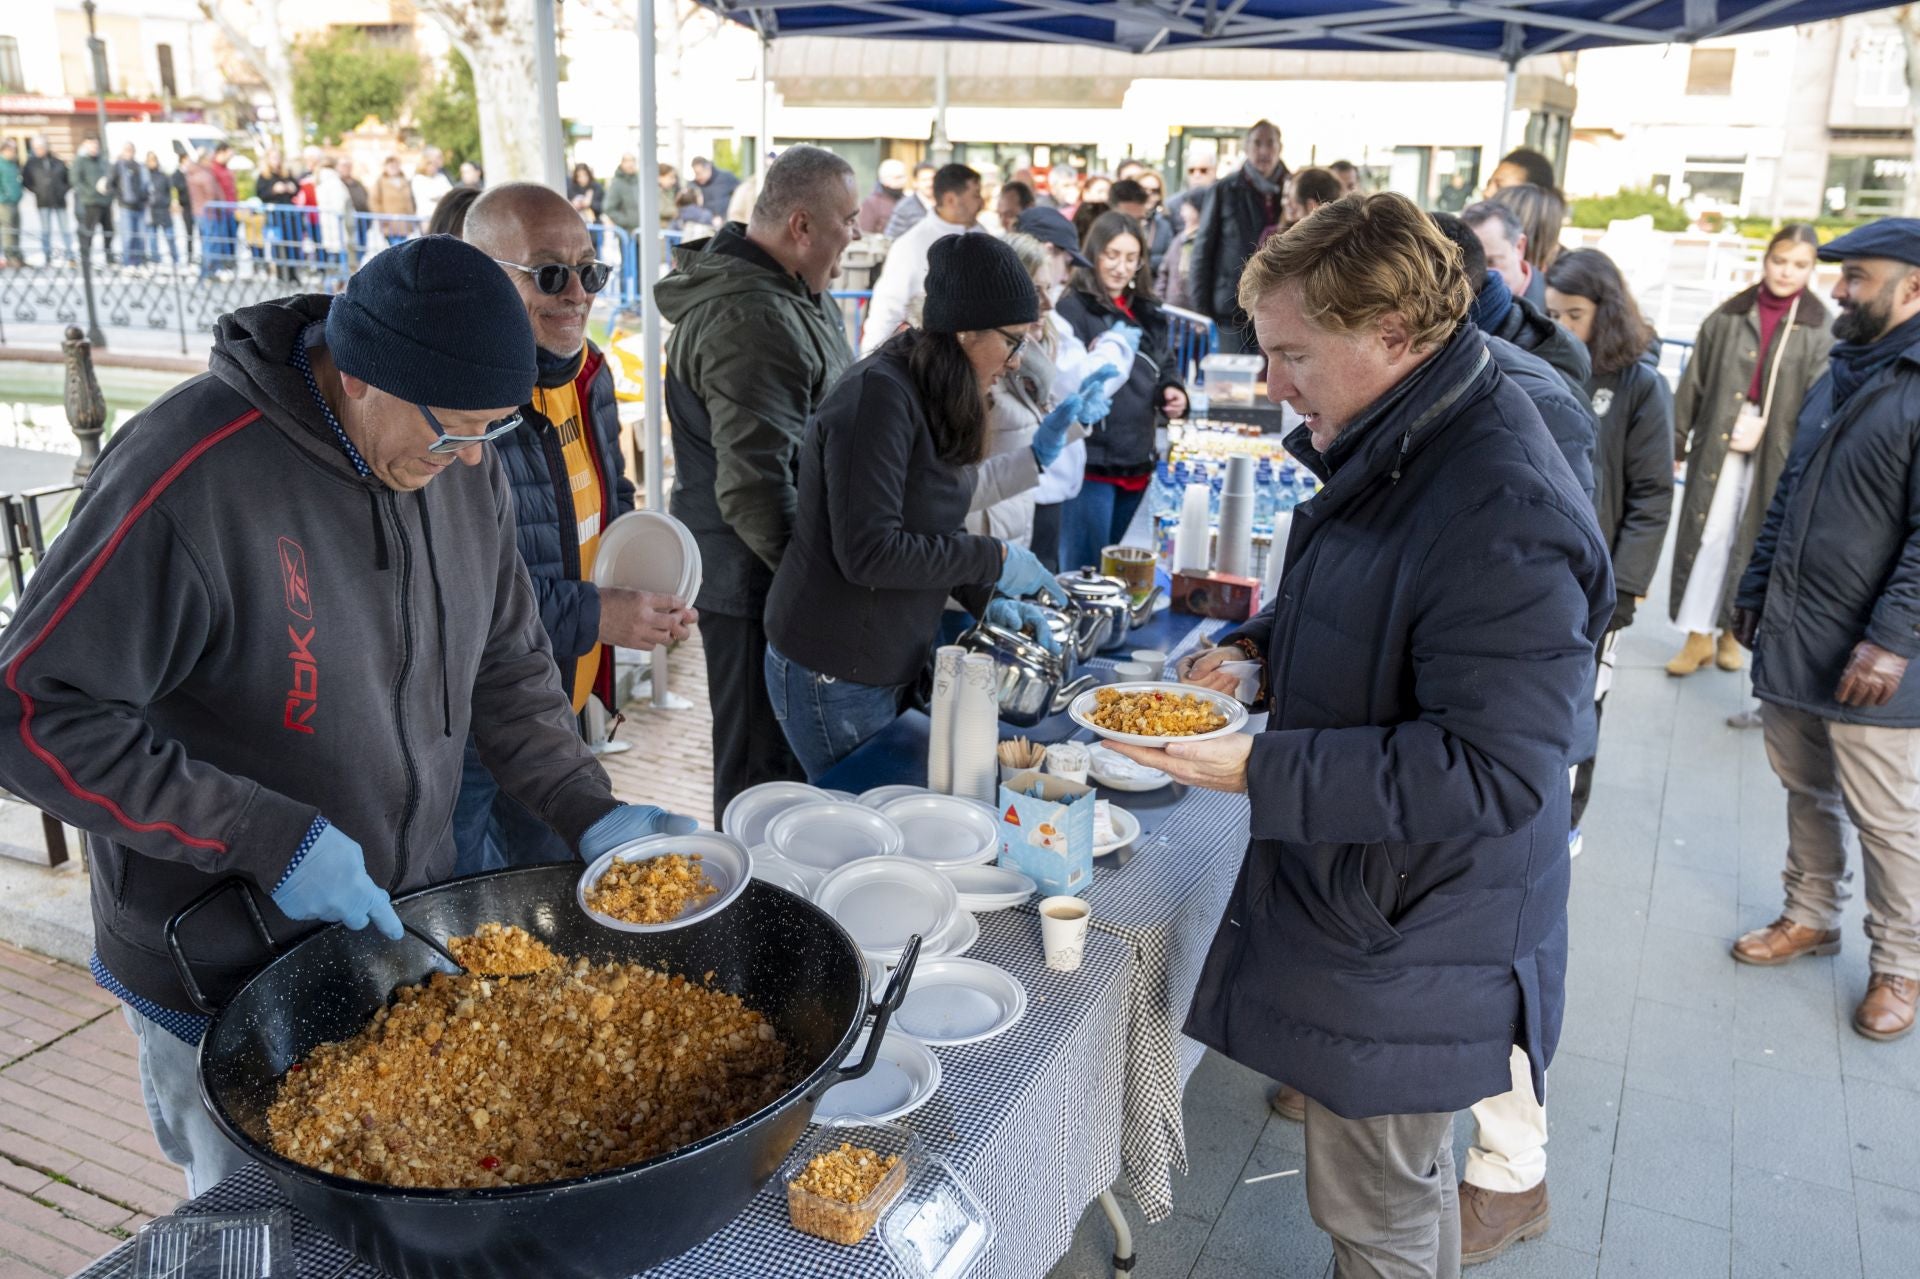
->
<box><xmin>928</xmin><ymin>645</ymin><xmax>966</xmax><ymax>795</ymax></box>
<box><xmin>952</xmin><ymin>654</ymin><xmax>1002</xmax><ymax>805</ymax></box>
<box><xmin>1215</xmin><ymin>454</ymin><xmax>1256</xmax><ymax>579</ymax></box>
<box><xmin>1172</xmin><ymin>481</ymin><xmax>1213</xmax><ymax>574</ymax></box>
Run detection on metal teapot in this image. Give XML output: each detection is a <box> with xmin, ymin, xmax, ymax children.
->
<box><xmin>1054</xmin><ymin>568</ymin><xmax>1163</xmax><ymax>654</ymax></box>
<box><xmin>954</xmin><ymin>618</ymin><xmax>1098</xmax><ymax>729</ymax></box>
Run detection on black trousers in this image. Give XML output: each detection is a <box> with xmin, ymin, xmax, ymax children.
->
<box><xmin>1031</xmin><ymin>501</ymin><xmax>1063</xmax><ymax>571</ymax></box>
<box><xmin>77</xmin><ymin>203</ymin><xmax>113</xmax><ymax>262</ymax></box>
<box><xmin>701</xmin><ymin>609</ymin><xmax>805</xmax><ymax>820</ymax></box>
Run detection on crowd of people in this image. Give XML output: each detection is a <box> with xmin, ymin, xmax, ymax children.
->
<box><xmin>1</xmin><ymin>114</ymin><xmax>1916</xmax><ymax>1279</ymax></box>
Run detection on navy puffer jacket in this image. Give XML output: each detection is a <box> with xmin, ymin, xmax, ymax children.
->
<box><xmin>493</xmin><ymin>345</ymin><xmax>634</xmax><ymax>699</ymax></box>
<box><xmin>1184</xmin><ymin>323</ymin><xmax>1613</xmax><ymax>1119</ymax></box>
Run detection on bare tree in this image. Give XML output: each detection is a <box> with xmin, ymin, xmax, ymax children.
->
<box><xmin>576</xmin><ymin>0</ymin><xmax>727</xmax><ymax>169</ymax></box>
<box><xmin>414</xmin><ymin>0</ymin><xmax>551</xmax><ymax>183</ymax></box>
<box><xmin>199</xmin><ymin>0</ymin><xmax>304</xmax><ymax>156</ymax></box>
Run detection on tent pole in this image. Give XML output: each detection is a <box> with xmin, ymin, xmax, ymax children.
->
<box><xmin>1497</xmin><ymin>57</ymin><xmax>1517</xmax><ymax>159</ymax></box>
<box><xmin>759</xmin><ymin>38</ymin><xmax>771</xmax><ymax>170</ymax></box>
<box><xmin>637</xmin><ymin>0</ymin><xmax>664</xmax><ymax>514</ymax></box>
<box><xmin>932</xmin><ymin>43</ymin><xmax>951</xmax><ymax>163</ymax></box>
<box><xmin>533</xmin><ymin>0</ymin><xmax>565</xmax><ymax>188</ymax></box>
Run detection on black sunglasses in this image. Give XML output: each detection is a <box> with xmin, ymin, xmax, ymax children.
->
<box><xmin>493</xmin><ymin>258</ymin><xmax>613</xmax><ymax>296</ymax></box>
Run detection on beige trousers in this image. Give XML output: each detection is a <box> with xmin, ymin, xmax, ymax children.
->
<box><xmin>1463</xmin><ymin>1047</ymin><xmax>1547</xmax><ymax>1193</ymax></box>
<box><xmin>1763</xmin><ymin>702</ymin><xmax>1920</xmax><ymax>978</ymax></box>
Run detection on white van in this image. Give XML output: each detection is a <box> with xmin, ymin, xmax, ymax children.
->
<box><xmin>104</xmin><ymin>122</ymin><xmax>232</xmax><ymax>170</ymax></box>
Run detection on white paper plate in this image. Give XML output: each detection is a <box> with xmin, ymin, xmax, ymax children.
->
<box><xmin>748</xmin><ymin>844</ymin><xmax>822</xmax><ymax>897</ymax></box>
<box><xmin>1093</xmin><ymin>804</ymin><xmax>1141</xmax><ymax>858</ymax></box>
<box><xmin>766</xmin><ymin>802</ymin><xmax>905</xmax><ymax>874</ymax></box>
<box><xmin>576</xmin><ymin>831</ymin><xmax>750</xmax><ymax>933</ymax></box>
<box><xmin>820</xmin><ymin>789</ymin><xmax>859</xmax><ymax>803</ymax></box>
<box><xmin>1088</xmin><ymin>743</ymin><xmax>1172</xmax><ymax>792</ymax></box>
<box><xmin>814</xmin><ymin>1029</ymin><xmax>941</xmax><ymax>1124</ymax></box>
<box><xmin>894</xmin><ymin>958</ymin><xmax>1028</xmax><ymax>1046</ymax></box>
<box><xmin>924</xmin><ymin>907</ymin><xmax>978</xmax><ymax>958</ymax></box>
<box><xmin>593</xmin><ymin>510</ymin><xmax>701</xmax><ymax>603</ymax></box>
<box><xmin>858</xmin><ymin>783</ymin><xmax>930</xmax><ymax>809</ymax></box>
<box><xmin>721</xmin><ymin>781</ymin><xmax>833</xmax><ymax>850</ymax></box>
<box><xmin>879</xmin><ymin>794</ymin><xmax>1001</xmax><ymax>869</ymax></box>
<box><xmin>1067</xmin><ymin>681</ymin><xmax>1249</xmax><ymax>748</ymax></box>
<box><xmin>943</xmin><ymin>864</ymin><xmax>1037</xmax><ymax>913</ymax></box>
<box><xmin>815</xmin><ymin>856</ymin><xmax>958</xmax><ymax>956</ymax></box>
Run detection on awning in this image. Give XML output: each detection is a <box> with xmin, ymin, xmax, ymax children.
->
<box><xmin>701</xmin><ymin>1</ymin><xmax>1886</xmax><ymax>63</ymax></box>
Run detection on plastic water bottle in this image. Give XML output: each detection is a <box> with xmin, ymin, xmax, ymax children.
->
<box><xmin>1274</xmin><ymin>470</ymin><xmax>1299</xmax><ymax>515</ymax></box>
<box><xmin>1190</xmin><ymin>374</ymin><xmax>1211</xmax><ymax>424</ymax></box>
<box><xmin>1253</xmin><ymin>461</ymin><xmax>1276</xmax><ymax>533</ymax></box>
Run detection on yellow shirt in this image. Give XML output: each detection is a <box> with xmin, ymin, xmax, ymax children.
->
<box><xmin>531</xmin><ymin>369</ymin><xmax>604</xmax><ymax>713</ymax></box>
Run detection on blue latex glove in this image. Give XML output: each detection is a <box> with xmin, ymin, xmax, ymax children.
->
<box><xmin>995</xmin><ymin>541</ymin><xmax>1067</xmax><ymax>606</ymax></box>
<box><xmin>1109</xmin><ymin>323</ymin><xmax>1143</xmax><ymax>356</ymax></box>
<box><xmin>579</xmin><ymin>803</ymin><xmax>700</xmax><ymax>863</ymax></box>
<box><xmin>1032</xmin><ymin>366</ymin><xmax>1122</xmax><ymax>466</ymax></box>
<box><xmin>272</xmin><ymin>824</ymin><xmax>403</xmax><ymax>940</ymax></box>
<box><xmin>984</xmin><ymin>598</ymin><xmax>1060</xmax><ymax>655</ymax></box>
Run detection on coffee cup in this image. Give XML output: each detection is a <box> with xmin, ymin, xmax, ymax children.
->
<box><xmin>1101</xmin><ymin>544</ymin><xmax>1157</xmax><ymax>604</ymax></box>
<box><xmin>1111</xmin><ymin>661</ymin><xmax>1152</xmax><ymax>682</ymax></box>
<box><xmin>1131</xmin><ymin>649</ymin><xmax>1169</xmax><ymax>680</ymax></box>
<box><xmin>1039</xmin><ymin>895</ymin><xmax>1091</xmax><ymax>971</ymax></box>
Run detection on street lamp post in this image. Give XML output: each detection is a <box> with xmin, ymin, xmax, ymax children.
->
<box><xmin>80</xmin><ymin>0</ymin><xmax>110</xmax><ymax>349</ymax></box>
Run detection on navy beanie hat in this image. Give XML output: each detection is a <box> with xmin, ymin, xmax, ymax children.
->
<box><xmin>325</xmin><ymin>234</ymin><xmax>537</xmax><ymax>410</ymax></box>
<box><xmin>923</xmin><ymin>234</ymin><xmax>1039</xmax><ymax>334</ymax></box>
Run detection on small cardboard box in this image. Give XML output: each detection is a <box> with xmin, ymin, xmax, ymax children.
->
<box><xmin>1171</xmin><ymin>569</ymin><xmax>1263</xmax><ymax>621</ymax></box>
<box><xmin>996</xmin><ymin>769</ymin><xmax>1095</xmax><ymax>897</ymax></box>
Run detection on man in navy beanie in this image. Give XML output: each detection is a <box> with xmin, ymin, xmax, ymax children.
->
<box><xmin>0</xmin><ymin>234</ymin><xmax>695</xmax><ymax>1196</ymax></box>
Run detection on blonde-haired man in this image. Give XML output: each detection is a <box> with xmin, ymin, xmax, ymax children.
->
<box><xmin>1112</xmin><ymin>193</ymin><xmax>1612</xmax><ymax>1277</ymax></box>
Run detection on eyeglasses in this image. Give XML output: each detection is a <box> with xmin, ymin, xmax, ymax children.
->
<box><xmin>492</xmin><ymin>258</ymin><xmax>614</xmax><ymax>296</ymax></box>
<box><xmin>993</xmin><ymin>328</ymin><xmax>1028</xmax><ymax>364</ymax></box>
<box><xmin>418</xmin><ymin>404</ymin><xmax>525</xmax><ymax>454</ymax></box>
<box><xmin>1187</xmin><ymin>166</ymin><xmax>1213</xmax><ymax>175</ymax></box>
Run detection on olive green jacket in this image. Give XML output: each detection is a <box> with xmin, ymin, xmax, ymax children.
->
<box><xmin>1670</xmin><ymin>286</ymin><xmax>1831</xmax><ymax>629</ymax></box>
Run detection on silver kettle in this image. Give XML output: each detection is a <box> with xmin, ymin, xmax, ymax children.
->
<box><xmin>954</xmin><ymin>618</ymin><xmax>1098</xmax><ymax>729</ymax></box>
<box><xmin>1054</xmin><ymin>568</ymin><xmax>1163</xmax><ymax>654</ymax></box>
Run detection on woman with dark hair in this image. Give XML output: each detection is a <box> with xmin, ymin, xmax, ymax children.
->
<box><xmin>1485</xmin><ymin>147</ymin><xmax>1557</xmax><ymax>196</ymax></box>
<box><xmin>1054</xmin><ymin>211</ymin><xmax>1188</xmax><ymax>572</ymax></box>
<box><xmin>1665</xmin><ymin>223</ymin><xmax>1832</xmax><ymax>681</ymax></box>
<box><xmin>763</xmin><ymin>234</ymin><xmax>1069</xmax><ymax>778</ymax></box>
<box><xmin>568</xmin><ymin>162</ymin><xmax>604</xmax><ymax>223</ymax></box>
<box><xmin>426</xmin><ymin>183</ymin><xmax>481</xmax><ymax>238</ymax></box>
<box><xmin>1544</xmin><ymin>246</ymin><xmax>1676</xmax><ymax>832</ymax></box>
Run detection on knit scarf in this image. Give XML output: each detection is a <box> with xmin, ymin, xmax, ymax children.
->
<box><xmin>1470</xmin><ymin>270</ymin><xmax>1514</xmax><ymax>336</ymax></box>
<box><xmin>1829</xmin><ymin>310</ymin><xmax>1920</xmax><ymax>411</ymax></box>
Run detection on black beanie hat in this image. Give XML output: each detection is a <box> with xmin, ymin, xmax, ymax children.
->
<box><xmin>923</xmin><ymin>234</ymin><xmax>1039</xmax><ymax>334</ymax></box>
<box><xmin>325</xmin><ymin>234</ymin><xmax>537</xmax><ymax>410</ymax></box>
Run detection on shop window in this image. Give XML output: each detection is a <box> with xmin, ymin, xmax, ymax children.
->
<box><xmin>0</xmin><ymin>37</ymin><xmax>22</xmax><ymax>94</ymax></box>
<box><xmin>157</xmin><ymin>43</ymin><xmax>177</xmax><ymax>99</ymax></box>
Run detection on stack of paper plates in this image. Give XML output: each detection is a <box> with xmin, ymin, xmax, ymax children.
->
<box><xmin>879</xmin><ymin>794</ymin><xmax>1000</xmax><ymax>869</ymax></box>
<box><xmin>722</xmin><ymin>781</ymin><xmax>834</xmax><ymax>849</ymax></box>
<box><xmin>765</xmin><ymin>803</ymin><xmax>905</xmax><ymax>875</ymax></box>
<box><xmin>594</xmin><ymin>510</ymin><xmax>702</xmax><ymax>604</ymax></box>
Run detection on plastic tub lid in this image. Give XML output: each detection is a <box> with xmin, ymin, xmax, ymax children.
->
<box><xmin>133</xmin><ymin>1208</ymin><xmax>295</xmax><ymax>1278</ymax></box>
<box><xmin>879</xmin><ymin>1150</ymin><xmax>996</xmax><ymax>1279</ymax></box>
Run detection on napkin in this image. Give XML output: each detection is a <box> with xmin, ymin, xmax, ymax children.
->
<box><xmin>1093</xmin><ymin>800</ymin><xmax>1117</xmax><ymax>845</ymax></box>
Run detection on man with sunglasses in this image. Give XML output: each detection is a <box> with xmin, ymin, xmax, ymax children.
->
<box><xmin>0</xmin><ymin>234</ymin><xmax>695</xmax><ymax>1194</ymax></box>
<box><xmin>453</xmin><ymin>182</ymin><xmax>695</xmax><ymax>872</ymax></box>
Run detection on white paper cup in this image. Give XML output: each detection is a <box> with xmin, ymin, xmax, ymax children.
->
<box><xmin>1044</xmin><ymin>741</ymin><xmax>1090</xmax><ymax>784</ymax></box>
<box><xmin>1131</xmin><ymin>649</ymin><xmax>1169</xmax><ymax>680</ymax></box>
<box><xmin>1040</xmin><ymin>895</ymin><xmax>1091</xmax><ymax>971</ymax></box>
<box><xmin>1111</xmin><ymin>660</ymin><xmax>1152</xmax><ymax>682</ymax></box>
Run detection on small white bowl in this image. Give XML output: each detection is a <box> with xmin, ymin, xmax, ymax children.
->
<box><xmin>577</xmin><ymin>831</ymin><xmax>751</xmax><ymax>933</ymax></box>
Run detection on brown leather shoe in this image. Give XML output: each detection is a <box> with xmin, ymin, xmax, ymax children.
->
<box><xmin>1268</xmin><ymin>1083</ymin><xmax>1306</xmax><ymax>1122</ymax></box>
<box><xmin>1459</xmin><ymin>1180</ymin><xmax>1550</xmax><ymax>1266</ymax></box>
<box><xmin>1854</xmin><ymin>973</ymin><xmax>1918</xmax><ymax>1041</ymax></box>
<box><xmin>1667</xmin><ymin>631</ymin><xmax>1715</xmax><ymax>676</ymax></box>
<box><xmin>1731</xmin><ymin>916</ymin><xmax>1841</xmax><ymax>966</ymax></box>
<box><xmin>1716</xmin><ymin>630</ymin><xmax>1745</xmax><ymax>672</ymax></box>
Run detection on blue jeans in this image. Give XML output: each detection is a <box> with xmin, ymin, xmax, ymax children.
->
<box><xmin>123</xmin><ymin>1006</ymin><xmax>249</xmax><ymax>1197</ymax></box>
<box><xmin>764</xmin><ymin>644</ymin><xmax>903</xmax><ymax>782</ymax></box>
<box><xmin>451</xmin><ymin>738</ymin><xmax>574</xmax><ymax>875</ymax></box>
<box><xmin>120</xmin><ymin>206</ymin><xmax>146</xmax><ymax>264</ymax></box>
<box><xmin>39</xmin><ymin>206</ymin><xmax>71</xmax><ymax>262</ymax></box>
<box><xmin>1059</xmin><ymin>481</ymin><xmax>1148</xmax><ymax>576</ymax></box>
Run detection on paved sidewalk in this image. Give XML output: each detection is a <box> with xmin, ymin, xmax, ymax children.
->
<box><xmin>1047</xmin><ymin>610</ymin><xmax>1920</xmax><ymax>1278</ymax></box>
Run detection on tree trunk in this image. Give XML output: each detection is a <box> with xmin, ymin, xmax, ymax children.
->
<box><xmin>201</xmin><ymin>0</ymin><xmax>304</xmax><ymax>156</ymax></box>
<box><xmin>418</xmin><ymin>0</ymin><xmax>553</xmax><ymax>183</ymax></box>
<box><xmin>1899</xmin><ymin>7</ymin><xmax>1920</xmax><ymax>216</ymax></box>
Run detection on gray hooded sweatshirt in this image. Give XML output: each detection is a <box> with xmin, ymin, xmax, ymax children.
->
<box><xmin>0</xmin><ymin>295</ymin><xmax>619</xmax><ymax>1016</ymax></box>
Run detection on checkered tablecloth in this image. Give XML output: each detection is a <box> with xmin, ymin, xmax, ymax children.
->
<box><xmin>1059</xmin><ymin>619</ymin><xmax>1254</xmax><ymax>1223</ymax></box>
<box><xmin>72</xmin><ymin>915</ymin><xmax>1134</xmax><ymax>1279</ymax></box>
